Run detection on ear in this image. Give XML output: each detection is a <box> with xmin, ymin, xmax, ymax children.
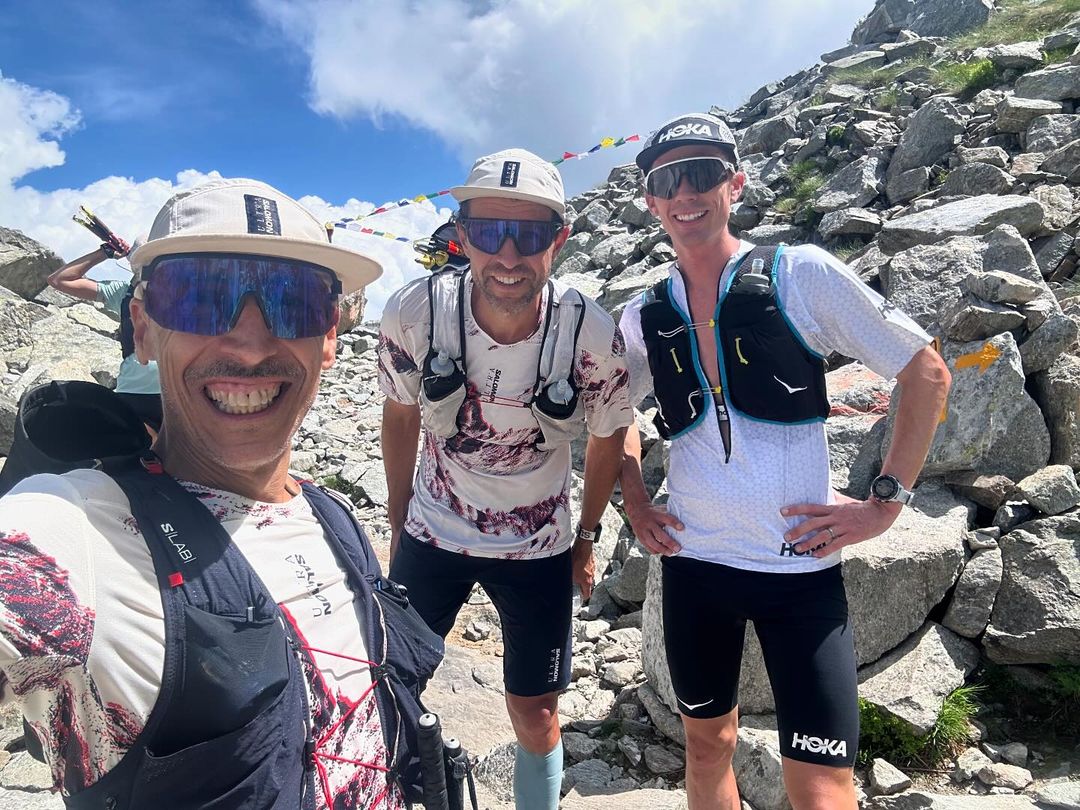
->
<box><xmin>551</xmin><ymin>224</ymin><xmax>570</xmax><ymax>257</ymax></box>
<box><xmin>129</xmin><ymin>295</ymin><xmax>158</xmax><ymax>364</ymax></box>
<box><xmin>322</xmin><ymin>313</ymin><xmax>338</xmax><ymax>370</ymax></box>
<box><xmin>729</xmin><ymin>171</ymin><xmax>747</xmax><ymax>204</ymax></box>
<box><xmin>644</xmin><ymin>192</ymin><xmax>660</xmax><ymax>217</ymax></box>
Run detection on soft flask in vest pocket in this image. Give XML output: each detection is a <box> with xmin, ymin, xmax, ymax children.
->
<box><xmin>530</xmin><ymin>287</ymin><xmax>587</xmax><ymax>452</ymax></box>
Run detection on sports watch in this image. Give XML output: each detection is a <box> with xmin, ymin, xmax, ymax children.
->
<box><xmin>575</xmin><ymin>523</ymin><xmax>601</xmax><ymax>544</ymax></box>
<box><xmin>870</xmin><ymin>474</ymin><xmax>914</xmax><ymax>506</ymax></box>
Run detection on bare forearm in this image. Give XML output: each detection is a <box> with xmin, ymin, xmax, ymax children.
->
<box><xmin>579</xmin><ymin>428</ymin><xmax>626</xmax><ymax>530</ymax></box>
<box><xmin>883</xmin><ymin>345</ymin><xmax>952</xmax><ymax>487</ymax></box>
<box><xmin>381</xmin><ymin>401</ymin><xmax>421</xmax><ymax>535</ymax></box>
<box><xmin>48</xmin><ymin>249</ymin><xmax>106</xmax><ymax>300</ymax></box>
<box><xmin>619</xmin><ymin>422</ymin><xmax>651</xmax><ymax>512</ymax></box>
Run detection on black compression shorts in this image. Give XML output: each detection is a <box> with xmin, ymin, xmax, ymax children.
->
<box><xmin>661</xmin><ymin>555</ymin><xmax>859</xmax><ymax>767</ymax></box>
<box><xmin>390</xmin><ymin>531</ymin><xmax>572</xmax><ymax>697</ymax></box>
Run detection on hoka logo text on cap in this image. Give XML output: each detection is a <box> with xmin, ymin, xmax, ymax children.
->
<box><xmin>244</xmin><ymin>194</ymin><xmax>281</xmax><ymax>236</ymax></box>
<box><xmin>500</xmin><ymin>161</ymin><xmax>521</xmax><ymax>187</ymax></box>
<box><xmin>658</xmin><ymin>122</ymin><xmax>716</xmax><ymax>143</ymax></box>
<box><xmin>791</xmin><ymin>732</ymin><xmax>847</xmax><ymax>758</ymax></box>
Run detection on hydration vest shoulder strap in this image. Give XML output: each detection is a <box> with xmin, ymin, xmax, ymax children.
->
<box><xmin>426</xmin><ymin>269</ymin><xmax>467</xmax><ymax>367</ymax></box>
<box><xmin>535</xmin><ymin>283</ymin><xmax>586</xmax><ymax>393</ymax></box>
<box><xmin>732</xmin><ymin>245</ymin><xmax>782</xmax><ymax>284</ymax></box>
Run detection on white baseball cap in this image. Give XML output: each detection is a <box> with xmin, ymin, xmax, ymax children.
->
<box><xmin>129</xmin><ymin>178</ymin><xmax>382</xmax><ymax>295</ymax></box>
<box><xmin>451</xmin><ymin>148</ymin><xmax>566</xmax><ymax>218</ymax></box>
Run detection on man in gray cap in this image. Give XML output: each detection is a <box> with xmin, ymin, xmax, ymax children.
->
<box><xmin>618</xmin><ymin>113</ymin><xmax>951</xmax><ymax>809</ymax></box>
<box><xmin>379</xmin><ymin>148</ymin><xmax>633</xmax><ymax>809</ymax></box>
<box><xmin>0</xmin><ymin>178</ymin><xmax>444</xmax><ymax>810</ymax></box>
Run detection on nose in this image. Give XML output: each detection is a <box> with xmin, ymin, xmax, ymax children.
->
<box><xmin>221</xmin><ymin>296</ymin><xmax>278</xmax><ymax>355</ymax></box>
<box><xmin>495</xmin><ymin>233</ymin><xmax>523</xmax><ymax>261</ymax></box>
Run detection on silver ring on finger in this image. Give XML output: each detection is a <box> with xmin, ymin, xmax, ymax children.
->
<box><xmin>826</xmin><ymin>526</ymin><xmax>837</xmax><ymax>542</ymax></box>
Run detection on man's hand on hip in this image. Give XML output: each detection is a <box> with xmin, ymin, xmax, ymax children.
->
<box><xmin>782</xmin><ymin>497</ymin><xmax>903</xmax><ymax>558</ymax></box>
<box><xmin>626</xmin><ymin>501</ymin><xmax>683</xmax><ymax>556</ymax></box>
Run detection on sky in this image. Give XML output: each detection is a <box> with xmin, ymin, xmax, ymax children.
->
<box><xmin>0</xmin><ymin>0</ymin><xmax>875</xmax><ymax>317</ymax></box>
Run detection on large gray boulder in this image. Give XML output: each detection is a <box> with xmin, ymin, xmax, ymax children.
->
<box><xmin>995</xmin><ymin>96</ymin><xmax>1062</xmax><ymax>134</ymax></box>
<box><xmin>0</xmin><ymin>227</ymin><xmax>63</xmax><ymax>301</ymax></box>
<box><xmin>1014</xmin><ymin>64</ymin><xmax>1080</xmax><ymax>102</ymax></box>
<box><xmin>4</xmin><ymin>309</ymin><xmax>121</xmax><ymax>388</ymax></box>
<box><xmin>984</xmin><ymin>513</ymin><xmax>1080</xmax><ymax>665</ymax></box>
<box><xmin>858</xmin><ymin>622</ymin><xmax>980</xmax><ymax>735</ymax></box>
<box><xmin>878</xmin><ymin>195</ymin><xmax>1046</xmax><ymax>254</ymax></box>
<box><xmin>939</xmin><ymin>163</ymin><xmax>1015</xmax><ymax>198</ymax></box>
<box><xmin>883</xmin><ymin>227</ymin><xmax>1043</xmax><ymax>332</ymax></box>
<box><xmin>852</xmin><ymin>0</ymin><xmax>993</xmax><ymax>44</ymax></box>
<box><xmin>888</xmin><ymin>98</ymin><xmax>966</xmax><ymax>180</ymax></box>
<box><xmin>899</xmin><ymin>332</ymin><xmax>1050</xmax><ymax>481</ymax></box>
<box><xmin>1040</xmin><ymin>138</ymin><xmax>1080</xmax><ymax>183</ymax></box>
<box><xmin>1032</xmin><ymin>354</ymin><xmax>1080</xmax><ymax>468</ymax></box>
<box><xmin>1025</xmin><ymin>114</ymin><xmax>1080</xmax><ymax>153</ymax></box>
<box><xmin>739</xmin><ymin>114</ymin><xmax>797</xmax><ymax>157</ymax></box>
<box><xmin>942</xmin><ymin>547</ymin><xmax>1003</xmax><ymax>638</ymax></box>
<box><xmin>812</xmin><ymin>155</ymin><xmax>886</xmax><ymax>213</ymax></box>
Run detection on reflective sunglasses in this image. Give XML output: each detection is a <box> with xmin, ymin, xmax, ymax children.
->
<box><xmin>143</xmin><ymin>253</ymin><xmax>341</xmax><ymax>339</ymax></box>
<box><xmin>644</xmin><ymin>156</ymin><xmax>735</xmax><ymax>199</ymax></box>
<box><xmin>458</xmin><ymin>218</ymin><xmax>564</xmax><ymax>256</ymax></box>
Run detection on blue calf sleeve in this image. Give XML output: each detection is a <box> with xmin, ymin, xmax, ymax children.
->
<box><xmin>513</xmin><ymin>739</ymin><xmax>563</xmax><ymax>810</ymax></box>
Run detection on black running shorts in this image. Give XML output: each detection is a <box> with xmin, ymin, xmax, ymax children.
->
<box><xmin>390</xmin><ymin>531</ymin><xmax>572</xmax><ymax>697</ymax></box>
<box><xmin>661</xmin><ymin>556</ymin><xmax>859</xmax><ymax>767</ymax></box>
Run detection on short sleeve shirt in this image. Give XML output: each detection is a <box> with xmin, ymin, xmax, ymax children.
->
<box><xmin>378</xmin><ymin>275</ymin><xmax>632</xmax><ymax>558</ymax></box>
<box><xmin>620</xmin><ymin>242</ymin><xmax>931</xmax><ymax>573</ymax></box>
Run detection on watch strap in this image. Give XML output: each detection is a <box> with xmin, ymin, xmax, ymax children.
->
<box><xmin>575</xmin><ymin>523</ymin><xmax>598</xmax><ymax>542</ymax></box>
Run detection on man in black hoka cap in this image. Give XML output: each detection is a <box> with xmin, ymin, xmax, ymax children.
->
<box><xmin>618</xmin><ymin>113</ymin><xmax>951</xmax><ymax>810</ymax></box>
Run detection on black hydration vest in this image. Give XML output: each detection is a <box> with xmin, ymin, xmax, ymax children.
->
<box><xmin>58</xmin><ymin>458</ymin><xmax>444</xmax><ymax>810</ymax></box>
<box><xmin>119</xmin><ymin>286</ymin><xmax>136</xmax><ymax>359</ymax></box>
<box><xmin>640</xmin><ymin>245</ymin><xmax>829</xmax><ymax>448</ymax></box>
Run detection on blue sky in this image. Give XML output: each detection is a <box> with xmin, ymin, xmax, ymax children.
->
<box><xmin>1</xmin><ymin>0</ymin><xmax>875</xmax><ymax>315</ymax></box>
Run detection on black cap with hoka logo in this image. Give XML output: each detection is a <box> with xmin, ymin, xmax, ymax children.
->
<box><xmin>636</xmin><ymin>112</ymin><xmax>740</xmax><ymax>174</ymax></box>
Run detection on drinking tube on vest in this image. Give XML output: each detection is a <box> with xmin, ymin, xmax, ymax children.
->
<box><xmin>418</xmin><ymin>713</ymin><xmax>450</xmax><ymax>810</ymax></box>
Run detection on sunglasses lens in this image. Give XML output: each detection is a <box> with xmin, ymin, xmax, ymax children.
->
<box><xmin>646</xmin><ymin>158</ymin><xmax>731</xmax><ymax>199</ymax></box>
<box><xmin>462</xmin><ymin>219</ymin><xmax>559</xmax><ymax>256</ymax></box>
<box><xmin>145</xmin><ymin>255</ymin><xmax>338</xmax><ymax>339</ymax></box>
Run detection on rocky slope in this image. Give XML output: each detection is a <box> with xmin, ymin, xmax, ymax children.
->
<box><xmin>3</xmin><ymin>1</ymin><xmax>1080</xmax><ymax>808</ymax></box>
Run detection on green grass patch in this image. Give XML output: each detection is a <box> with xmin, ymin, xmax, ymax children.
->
<box><xmin>828</xmin><ymin>57</ymin><xmax>931</xmax><ymax>90</ymax></box>
<box><xmin>1050</xmin><ymin>664</ymin><xmax>1080</xmax><ymax>702</ymax></box>
<box><xmin>832</xmin><ymin>238</ymin><xmax>866</xmax><ymax>261</ymax></box>
<box><xmin>932</xmin><ymin>59</ymin><xmax>999</xmax><ymax>96</ymax></box>
<box><xmin>774</xmin><ymin>197</ymin><xmax>798</xmax><ymax>215</ymax></box>
<box><xmin>975</xmin><ymin>663</ymin><xmax>1080</xmax><ymax>745</ymax></box>
<box><xmin>858</xmin><ymin>686</ymin><xmax>980</xmax><ymax>768</ymax></box>
<box><xmin>826</xmin><ymin>124</ymin><xmax>847</xmax><ymax>146</ymax></box>
<box><xmin>317</xmin><ymin>473</ymin><xmax>365</xmax><ymax>505</ymax></box>
<box><xmin>1045</xmin><ymin>44</ymin><xmax>1075</xmax><ymax>64</ymax></box>
<box><xmin>774</xmin><ymin>162</ymin><xmax>826</xmax><ymax>218</ymax></box>
<box><xmin>874</xmin><ymin>87</ymin><xmax>900</xmax><ymax>112</ymax></box>
<box><xmin>952</xmin><ymin>0</ymin><xmax>1080</xmax><ymax>49</ymax></box>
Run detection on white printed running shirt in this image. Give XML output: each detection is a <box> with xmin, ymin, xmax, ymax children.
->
<box><xmin>619</xmin><ymin>242</ymin><xmax>932</xmax><ymax>573</ymax></box>
<box><xmin>0</xmin><ymin>470</ymin><xmax>403</xmax><ymax>808</ymax></box>
<box><xmin>378</xmin><ymin>275</ymin><xmax>633</xmax><ymax>559</ymax></box>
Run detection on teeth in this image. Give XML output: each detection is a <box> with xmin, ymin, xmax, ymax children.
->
<box><xmin>674</xmin><ymin>211</ymin><xmax>706</xmax><ymax>222</ymax></box>
<box><xmin>493</xmin><ymin>276</ymin><xmax>523</xmax><ymax>285</ymax></box>
<box><xmin>205</xmin><ymin>384</ymin><xmax>282</xmax><ymax>415</ymax></box>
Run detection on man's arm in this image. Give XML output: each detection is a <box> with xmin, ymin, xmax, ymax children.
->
<box><xmin>785</xmin><ymin>344</ymin><xmax>951</xmax><ymax>555</ymax></box>
<box><xmin>574</xmin><ymin>428</ymin><xmax>626</xmax><ymax>600</ymax></box>
<box><xmin>619</xmin><ymin>422</ymin><xmax>683</xmax><ymax>556</ymax></box>
<box><xmin>47</xmin><ymin>248</ymin><xmax>109</xmax><ymax>301</ymax></box>
<box><xmin>382</xmin><ymin>398</ymin><xmax>422</xmax><ymax>561</ymax></box>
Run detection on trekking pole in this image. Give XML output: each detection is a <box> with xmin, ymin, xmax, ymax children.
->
<box><xmin>417</xmin><ymin>713</ymin><xmax>450</xmax><ymax>810</ymax></box>
<box><xmin>443</xmin><ymin>736</ymin><xmax>477</xmax><ymax>810</ymax></box>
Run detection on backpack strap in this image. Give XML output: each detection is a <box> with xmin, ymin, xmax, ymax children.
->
<box><xmin>536</xmin><ymin>284</ymin><xmax>586</xmax><ymax>393</ymax></box>
<box><xmin>426</xmin><ymin>269</ymin><xmax>468</xmax><ymax>371</ymax></box>
<box><xmin>731</xmin><ymin>244</ymin><xmax>783</xmax><ymax>284</ymax></box>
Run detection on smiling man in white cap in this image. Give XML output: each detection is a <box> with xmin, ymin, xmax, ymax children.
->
<box><xmin>378</xmin><ymin>149</ymin><xmax>633</xmax><ymax>809</ymax></box>
<box><xmin>618</xmin><ymin>113</ymin><xmax>951</xmax><ymax>810</ymax></box>
<box><xmin>0</xmin><ymin>178</ymin><xmax>446</xmax><ymax>810</ymax></box>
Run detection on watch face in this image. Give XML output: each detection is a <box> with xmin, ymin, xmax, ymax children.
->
<box><xmin>872</xmin><ymin>476</ymin><xmax>900</xmax><ymax>501</ymax></box>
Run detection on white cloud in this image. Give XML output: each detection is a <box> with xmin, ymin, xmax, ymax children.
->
<box><xmin>255</xmin><ymin>0</ymin><xmax>876</xmax><ymax>192</ymax></box>
<box><xmin>0</xmin><ymin>71</ymin><xmax>441</xmax><ymax>318</ymax></box>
